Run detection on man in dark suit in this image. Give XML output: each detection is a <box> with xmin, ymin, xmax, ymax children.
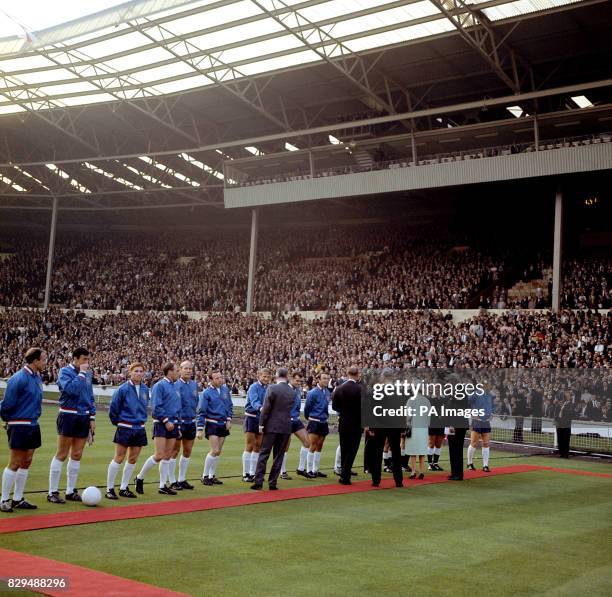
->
<box><xmin>331</xmin><ymin>366</ymin><xmax>362</xmax><ymax>485</ymax></box>
<box><xmin>555</xmin><ymin>392</ymin><xmax>573</xmax><ymax>458</ymax></box>
<box><xmin>444</xmin><ymin>390</ymin><xmax>469</xmax><ymax>481</ymax></box>
<box><xmin>251</xmin><ymin>368</ymin><xmax>296</xmax><ymax>490</ymax></box>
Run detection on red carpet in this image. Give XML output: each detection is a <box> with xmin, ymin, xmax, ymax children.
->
<box><xmin>0</xmin><ymin>547</ymin><xmax>190</xmax><ymax>597</ymax></box>
<box><xmin>2</xmin><ymin>464</ymin><xmax>603</xmax><ymax>535</ymax></box>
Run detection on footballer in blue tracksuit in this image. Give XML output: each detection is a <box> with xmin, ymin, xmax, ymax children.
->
<box><xmin>1</xmin><ymin>347</ymin><xmax>46</xmax><ymax>512</ymax></box>
<box><xmin>467</xmin><ymin>391</ymin><xmax>494</xmax><ymax>472</ymax></box>
<box><xmin>304</xmin><ymin>372</ymin><xmax>331</xmax><ymax>478</ymax></box>
<box><xmin>105</xmin><ymin>362</ymin><xmax>150</xmax><ymax>500</ymax></box>
<box><xmin>48</xmin><ymin>347</ymin><xmax>96</xmax><ymax>504</ymax></box>
<box><xmin>196</xmin><ymin>371</ymin><xmax>233</xmax><ymax>486</ymax></box>
<box><xmin>242</xmin><ymin>368</ymin><xmax>271</xmax><ymax>481</ymax></box>
<box><xmin>168</xmin><ymin>361</ymin><xmax>200</xmax><ymax>490</ymax></box>
<box><xmin>135</xmin><ymin>363</ymin><xmax>182</xmax><ymax>496</ymax></box>
<box><xmin>283</xmin><ymin>371</ymin><xmax>311</xmax><ymax>480</ymax></box>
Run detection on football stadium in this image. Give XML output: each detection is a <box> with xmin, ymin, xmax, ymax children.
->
<box><xmin>0</xmin><ymin>1</ymin><xmax>611</xmax><ymax>596</ymax></box>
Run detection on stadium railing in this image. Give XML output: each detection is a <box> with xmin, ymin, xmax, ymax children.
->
<box><xmin>229</xmin><ymin>132</ymin><xmax>612</xmax><ymax>188</ymax></box>
<box><xmin>490</xmin><ymin>414</ymin><xmax>612</xmax><ymax>455</ymax></box>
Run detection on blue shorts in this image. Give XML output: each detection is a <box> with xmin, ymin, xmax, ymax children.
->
<box><xmin>472</xmin><ymin>424</ymin><xmax>492</xmax><ymax>434</ymax></box>
<box><xmin>205</xmin><ymin>422</ymin><xmax>229</xmax><ymax>439</ymax></box>
<box><xmin>180</xmin><ymin>423</ymin><xmax>197</xmax><ymax>441</ymax></box>
<box><xmin>291</xmin><ymin>420</ymin><xmax>305</xmax><ymax>434</ymax></box>
<box><xmin>57</xmin><ymin>413</ymin><xmax>91</xmax><ymax>439</ymax></box>
<box><xmin>243</xmin><ymin>413</ymin><xmax>261</xmax><ymax>434</ymax></box>
<box><xmin>153</xmin><ymin>422</ymin><xmax>180</xmax><ymax>439</ymax></box>
<box><xmin>7</xmin><ymin>425</ymin><xmax>42</xmax><ymax>450</ymax></box>
<box><xmin>307</xmin><ymin>421</ymin><xmax>329</xmax><ymax>437</ymax></box>
<box><xmin>113</xmin><ymin>427</ymin><xmax>148</xmax><ymax>447</ymax></box>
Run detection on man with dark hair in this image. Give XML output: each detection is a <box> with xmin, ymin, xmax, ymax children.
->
<box><xmin>243</xmin><ymin>368</ymin><xmax>271</xmax><ymax>482</ymax></box>
<box><xmin>1</xmin><ymin>348</ymin><xmax>46</xmax><ymax>512</ymax></box>
<box><xmin>135</xmin><ymin>362</ymin><xmax>181</xmax><ymax>495</ymax></box>
<box><xmin>251</xmin><ymin>368</ymin><xmax>295</xmax><ymax>491</ymax></box>
<box><xmin>304</xmin><ymin>371</ymin><xmax>331</xmax><ymax>478</ymax></box>
<box><xmin>286</xmin><ymin>371</ymin><xmax>311</xmax><ymax>479</ymax></box>
<box><xmin>105</xmin><ymin>362</ymin><xmax>150</xmax><ymax>499</ymax></box>
<box><xmin>196</xmin><ymin>371</ymin><xmax>233</xmax><ymax>486</ymax></box>
<box><xmin>331</xmin><ymin>366</ymin><xmax>362</xmax><ymax>486</ymax></box>
<box><xmin>48</xmin><ymin>347</ymin><xmax>95</xmax><ymax>504</ymax></box>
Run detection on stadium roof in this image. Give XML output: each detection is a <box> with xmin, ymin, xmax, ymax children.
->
<box><xmin>0</xmin><ymin>0</ymin><xmax>611</xmax><ymax>211</ymax></box>
<box><xmin>0</xmin><ymin>0</ymin><xmax>590</xmax><ymax>113</ymax></box>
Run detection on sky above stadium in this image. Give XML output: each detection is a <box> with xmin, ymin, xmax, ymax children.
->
<box><xmin>0</xmin><ymin>1</ymin><xmax>126</xmax><ymax>38</ymax></box>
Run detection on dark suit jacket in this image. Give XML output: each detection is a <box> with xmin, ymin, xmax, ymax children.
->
<box><xmin>331</xmin><ymin>379</ymin><xmax>362</xmax><ymax>428</ymax></box>
<box><xmin>260</xmin><ymin>381</ymin><xmax>295</xmax><ymax>434</ymax></box>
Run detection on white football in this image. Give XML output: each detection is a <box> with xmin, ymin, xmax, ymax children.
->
<box><xmin>81</xmin><ymin>486</ymin><xmax>102</xmax><ymax>506</ymax></box>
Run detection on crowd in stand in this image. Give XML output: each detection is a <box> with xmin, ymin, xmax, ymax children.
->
<box><xmin>1</xmin><ymin>227</ymin><xmax>504</xmax><ymax>312</ymax></box>
<box><xmin>1</xmin><ymin>228</ymin><xmax>610</xmax><ymax>313</ymax></box>
<box><xmin>1</xmin><ymin>308</ymin><xmax>610</xmax><ymax>420</ymax></box>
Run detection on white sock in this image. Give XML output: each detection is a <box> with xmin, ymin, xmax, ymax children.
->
<box><xmin>66</xmin><ymin>459</ymin><xmax>80</xmax><ymax>494</ymax></box>
<box><xmin>48</xmin><ymin>457</ymin><xmax>63</xmax><ymax>494</ymax></box>
<box><xmin>314</xmin><ymin>451</ymin><xmax>321</xmax><ymax>472</ymax></box>
<box><xmin>427</xmin><ymin>447</ymin><xmax>434</xmax><ymax>456</ymax></box>
<box><xmin>249</xmin><ymin>452</ymin><xmax>259</xmax><ymax>476</ymax></box>
<box><xmin>159</xmin><ymin>460</ymin><xmax>169</xmax><ymax>488</ymax></box>
<box><xmin>203</xmin><ymin>454</ymin><xmax>213</xmax><ymax>478</ymax></box>
<box><xmin>482</xmin><ymin>447</ymin><xmax>490</xmax><ymax>467</ymax></box>
<box><xmin>434</xmin><ymin>447</ymin><xmax>441</xmax><ymax>457</ymax></box>
<box><xmin>298</xmin><ymin>447</ymin><xmax>309</xmax><ymax>471</ymax></box>
<box><xmin>1</xmin><ymin>468</ymin><xmax>16</xmax><ymax>502</ymax></box>
<box><xmin>335</xmin><ymin>445</ymin><xmax>341</xmax><ymax>470</ymax></box>
<box><xmin>106</xmin><ymin>460</ymin><xmax>121</xmax><ymax>491</ymax></box>
<box><xmin>467</xmin><ymin>445</ymin><xmax>475</xmax><ymax>465</ymax></box>
<box><xmin>210</xmin><ymin>455</ymin><xmax>220</xmax><ymax>478</ymax></box>
<box><xmin>168</xmin><ymin>458</ymin><xmax>177</xmax><ymax>484</ymax></box>
<box><xmin>137</xmin><ymin>455</ymin><xmax>157</xmax><ymax>480</ymax></box>
<box><xmin>120</xmin><ymin>462</ymin><xmax>135</xmax><ymax>490</ymax></box>
<box><xmin>281</xmin><ymin>453</ymin><xmax>288</xmax><ymax>474</ymax></box>
<box><xmin>383</xmin><ymin>451</ymin><xmax>390</xmax><ymax>460</ymax></box>
<box><xmin>178</xmin><ymin>456</ymin><xmax>190</xmax><ymax>482</ymax></box>
<box><xmin>242</xmin><ymin>451</ymin><xmax>251</xmax><ymax>476</ymax></box>
<box><xmin>13</xmin><ymin>468</ymin><xmax>29</xmax><ymax>501</ymax></box>
<box><xmin>307</xmin><ymin>451</ymin><xmax>315</xmax><ymax>473</ymax></box>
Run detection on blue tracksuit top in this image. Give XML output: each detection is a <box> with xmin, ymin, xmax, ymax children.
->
<box><xmin>109</xmin><ymin>380</ymin><xmax>149</xmax><ymax>427</ymax></box>
<box><xmin>304</xmin><ymin>386</ymin><xmax>330</xmax><ymax>422</ymax></box>
<box><xmin>57</xmin><ymin>364</ymin><xmax>96</xmax><ymax>419</ymax></box>
<box><xmin>0</xmin><ymin>366</ymin><xmax>43</xmax><ymax>426</ymax></box>
<box><xmin>245</xmin><ymin>381</ymin><xmax>267</xmax><ymax>415</ymax></box>
<box><xmin>196</xmin><ymin>384</ymin><xmax>233</xmax><ymax>429</ymax></box>
<box><xmin>151</xmin><ymin>377</ymin><xmax>181</xmax><ymax>424</ymax></box>
<box><xmin>175</xmin><ymin>378</ymin><xmax>199</xmax><ymax>422</ymax></box>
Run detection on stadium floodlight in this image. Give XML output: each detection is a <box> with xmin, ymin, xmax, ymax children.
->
<box><xmin>285</xmin><ymin>142</ymin><xmax>299</xmax><ymax>151</ymax></box>
<box><xmin>138</xmin><ymin>156</ymin><xmax>199</xmax><ymax>187</ymax></box>
<box><xmin>506</xmin><ymin>106</ymin><xmax>523</xmax><ymax>118</ymax></box>
<box><xmin>571</xmin><ymin>95</ymin><xmax>593</xmax><ymax>109</ymax></box>
<box><xmin>13</xmin><ymin>166</ymin><xmax>50</xmax><ymax>191</ymax></box>
<box><xmin>328</xmin><ymin>135</ymin><xmax>342</xmax><ymax>145</ymax></box>
<box><xmin>0</xmin><ymin>172</ymin><xmax>26</xmax><ymax>192</ymax></box>
<box><xmin>245</xmin><ymin>146</ymin><xmax>265</xmax><ymax>156</ymax></box>
<box><xmin>83</xmin><ymin>162</ymin><xmax>143</xmax><ymax>190</ymax></box>
<box><xmin>45</xmin><ymin>163</ymin><xmax>91</xmax><ymax>193</ymax></box>
<box><xmin>118</xmin><ymin>161</ymin><xmax>172</xmax><ymax>189</ymax></box>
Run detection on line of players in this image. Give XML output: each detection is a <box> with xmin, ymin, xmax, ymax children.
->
<box><xmin>0</xmin><ymin>347</ymin><xmax>492</xmax><ymax>511</ymax></box>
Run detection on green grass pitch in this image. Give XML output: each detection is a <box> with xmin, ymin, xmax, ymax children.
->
<box><xmin>1</xmin><ymin>406</ymin><xmax>611</xmax><ymax>596</ymax></box>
